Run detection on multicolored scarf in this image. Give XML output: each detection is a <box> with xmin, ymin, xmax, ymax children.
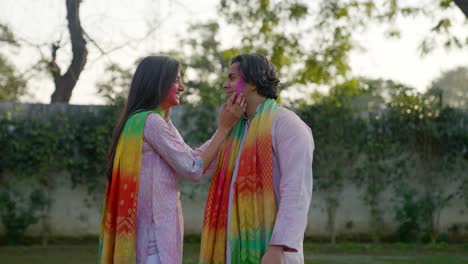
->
<box><xmin>200</xmin><ymin>99</ymin><xmax>279</xmax><ymax>264</ymax></box>
<box><xmin>98</xmin><ymin>109</ymin><xmax>164</xmax><ymax>264</ymax></box>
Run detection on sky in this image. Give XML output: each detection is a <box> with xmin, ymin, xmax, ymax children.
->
<box><xmin>0</xmin><ymin>0</ymin><xmax>467</xmax><ymax>104</ymax></box>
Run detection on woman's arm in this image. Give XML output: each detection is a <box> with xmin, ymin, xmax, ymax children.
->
<box><xmin>199</xmin><ymin>94</ymin><xmax>245</xmax><ymax>171</ymax></box>
<box><xmin>144</xmin><ymin>94</ymin><xmax>245</xmax><ymax>180</ymax></box>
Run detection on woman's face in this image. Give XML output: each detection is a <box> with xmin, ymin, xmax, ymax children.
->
<box><xmin>160</xmin><ymin>68</ymin><xmax>185</xmax><ymax>110</ymax></box>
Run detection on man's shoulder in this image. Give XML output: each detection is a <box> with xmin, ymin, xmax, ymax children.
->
<box><xmin>276</xmin><ymin>107</ymin><xmax>309</xmax><ymax>126</ymax></box>
<box><xmin>277</xmin><ymin>106</ymin><xmax>297</xmax><ymax>117</ymax></box>
<box><xmin>272</xmin><ymin>106</ymin><xmax>314</xmax><ymax>149</ymax></box>
<box><xmin>274</xmin><ymin>106</ymin><xmax>312</xmax><ymax>134</ymax></box>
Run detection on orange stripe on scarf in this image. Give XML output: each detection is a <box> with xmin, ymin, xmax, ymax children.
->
<box><xmin>99</xmin><ymin>109</ymin><xmax>164</xmax><ymax>264</ymax></box>
<box><xmin>200</xmin><ymin>99</ymin><xmax>279</xmax><ymax>264</ymax></box>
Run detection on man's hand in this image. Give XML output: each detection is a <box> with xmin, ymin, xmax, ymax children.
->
<box><xmin>261</xmin><ymin>245</ymin><xmax>284</xmax><ymax>264</ymax></box>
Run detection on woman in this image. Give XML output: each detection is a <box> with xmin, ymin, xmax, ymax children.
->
<box><xmin>98</xmin><ymin>55</ymin><xmax>245</xmax><ymax>264</ymax></box>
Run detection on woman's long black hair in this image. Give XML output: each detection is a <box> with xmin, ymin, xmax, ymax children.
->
<box><xmin>105</xmin><ymin>55</ymin><xmax>180</xmax><ymax>182</ymax></box>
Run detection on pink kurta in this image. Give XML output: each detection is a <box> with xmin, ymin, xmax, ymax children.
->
<box><xmin>136</xmin><ymin>113</ymin><xmax>210</xmax><ymax>264</ymax></box>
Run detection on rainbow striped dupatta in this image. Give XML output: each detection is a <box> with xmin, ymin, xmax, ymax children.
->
<box><xmin>200</xmin><ymin>99</ymin><xmax>279</xmax><ymax>264</ymax></box>
<box><xmin>98</xmin><ymin>109</ymin><xmax>164</xmax><ymax>264</ymax></box>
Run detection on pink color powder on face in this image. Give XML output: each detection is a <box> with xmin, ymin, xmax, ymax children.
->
<box><xmin>164</xmin><ymin>83</ymin><xmax>180</xmax><ymax>107</ymax></box>
<box><xmin>235</xmin><ymin>76</ymin><xmax>247</xmax><ymax>95</ymax></box>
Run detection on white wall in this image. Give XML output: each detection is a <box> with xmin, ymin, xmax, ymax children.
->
<box><xmin>17</xmin><ymin>174</ymin><xmax>468</xmax><ymax>239</ymax></box>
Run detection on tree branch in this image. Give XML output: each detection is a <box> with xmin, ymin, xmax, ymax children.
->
<box><xmin>0</xmin><ymin>24</ymin><xmax>18</xmax><ymax>46</ymax></box>
<box><xmin>49</xmin><ymin>42</ymin><xmax>61</xmax><ymax>79</ymax></box>
<box><xmin>83</xmin><ymin>29</ymin><xmax>105</xmax><ymax>55</ymax></box>
<box><xmin>50</xmin><ymin>0</ymin><xmax>88</xmax><ymax>103</ymax></box>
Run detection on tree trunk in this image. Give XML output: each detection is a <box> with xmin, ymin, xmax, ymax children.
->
<box><xmin>39</xmin><ymin>176</ymin><xmax>54</xmax><ymax>246</ymax></box>
<box><xmin>326</xmin><ymin>195</ymin><xmax>339</xmax><ymax>245</ymax></box>
<box><xmin>430</xmin><ymin>208</ymin><xmax>442</xmax><ymax>244</ymax></box>
<box><xmin>327</xmin><ymin>205</ymin><xmax>337</xmax><ymax>245</ymax></box>
<box><xmin>50</xmin><ymin>0</ymin><xmax>87</xmax><ymax>103</ymax></box>
<box><xmin>455</xmin><ymin>0</ymin><xmax>468</xmax><ymax>18</ymax></box>
<box><xmin>369</xmin><ymin>193</ymin><xmax>383</xmax><ymax>244</ymax></box>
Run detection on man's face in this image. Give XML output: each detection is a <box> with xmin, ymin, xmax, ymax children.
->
<box><xmin>223</xmin><ymin>62</ymin><xmax>243</xmax><ymax>100</ymax></box>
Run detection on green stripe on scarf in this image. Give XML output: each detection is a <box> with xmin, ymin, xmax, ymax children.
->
<box><xmin>99</xmin><ymin>109</ymin><xmax>164</xmax><ymax>264</ymax></box>
<box><xmin>200</xmin><ymin>99</ymin><xmax>279</xmax><ymax>264</ymax></box>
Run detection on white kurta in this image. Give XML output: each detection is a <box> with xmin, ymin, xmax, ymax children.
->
<box><xmin>225</xmin><ymin>107</ymin><xmax>314</xmax><ymax>263</ymax></box>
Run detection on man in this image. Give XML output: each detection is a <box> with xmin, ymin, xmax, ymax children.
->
<box><xmin>199</xmin><ymin>53</ymin><xmax>314</xmax><ymax>264</ymax></box>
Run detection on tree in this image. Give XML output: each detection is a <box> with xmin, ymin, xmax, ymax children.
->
<box><xmin>427</xmin><ymin>66</ymin><xmax>468</xmax><ymax>109</ymax></box>
<box><xmin>49</xmin><ymin>0</ymin><xmax>468</xmax><ymax>104</ymax></box>
<box><xmin>356</xmin><ymin>117</ymin><xmax>409</xmax><ymax>243</ymax></box>
<box><xmin>174</xmin><ymin>22</ymin><xmax>230</xmax><ymax>145</ymax></box>
<box><xmin>298</xmin><ymin>92</ymin><xmax>362</xmax><ymax>244</ymax></box>
<box><xmin>455</xmin><ymin>0</ymin><xmax>468</xmax><ymax>17</ymax></box>
<box><xmin>383</xmin><ymin>86</ymin><xmax>468</xmax><ymax>243</ymax></box>
<box><xmin>96</xmin><ymin>21</ymin><xmax>231</xmax><ymax>142</ymax></box>
<box><xmin>0</xmin><ymin>24</ymin><xmax>16</xmax><ymax>45</ymax></box>
<box><xmin>0</xmin><ymin>55</ymin><xmax>26</xmax><ymax>102</ymax></box>
<box><xmin>219</xmin><ymin>0</ymin><xmax>355</xmax><ymax>89</ymax></box>
<box><xmin>49</xmin><ymin>0</ymin><xmax>87</xmax><ymax>103</ymax></box>
<box><xmin>0</xmin><ymin>23</ymin><xmax>26</xmax><ymax>102</ymax></box>
<box><xmin>218</xmin><ymin>0</ymin><xmax>467</xmax><ymax>94</ymax></box>
<box><xmin>298</xmin><ymin>79</ymin><xmax>391</xmax><ymax>244</ymax></box>
<box><xmin>96</xmin><ymin>63</ymin><xmax>133</xmax><ymax>107</ymax></box>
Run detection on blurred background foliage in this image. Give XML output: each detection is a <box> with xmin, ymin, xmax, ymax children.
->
<box><xmin>0</xmin><ymin>0</ymin><xmax>467</xmax><ymax>245</ymax></box>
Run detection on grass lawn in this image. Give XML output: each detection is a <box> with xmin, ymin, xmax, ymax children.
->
<box><xmin>0</xmin><ymin>242</ymin><xmax>467</xmax><ymax>264</ymax></box>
